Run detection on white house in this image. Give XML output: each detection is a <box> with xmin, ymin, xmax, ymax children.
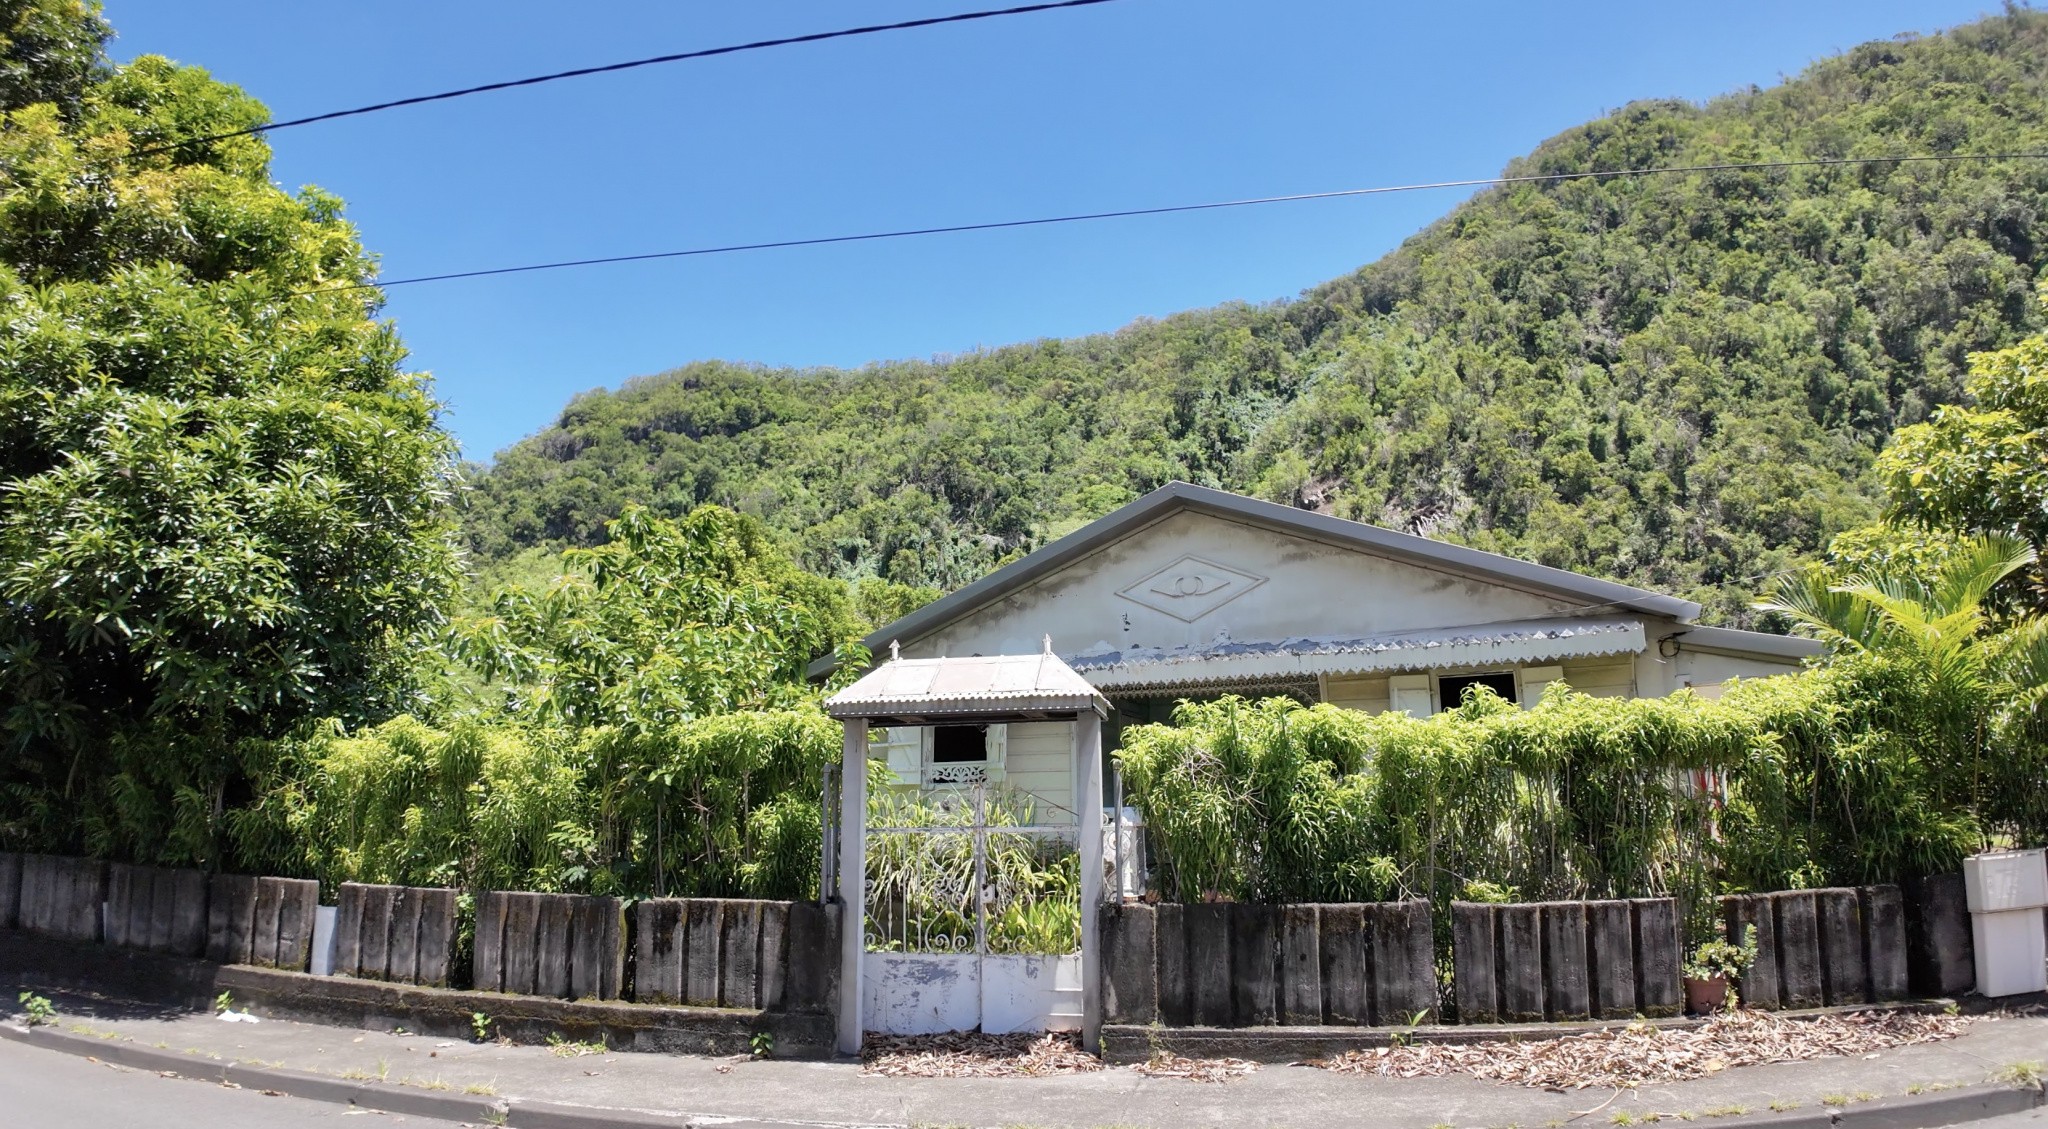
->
<box><xmin>813</xmin><ymin>482</ymin><xmax>1818</xmax><ymax>823</ymax></box>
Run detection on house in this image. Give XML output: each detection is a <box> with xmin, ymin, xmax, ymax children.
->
<box><xmin>813</xmin><ymin>482</ymin><xmax>1819</xmax><ymax>823</ymax></box>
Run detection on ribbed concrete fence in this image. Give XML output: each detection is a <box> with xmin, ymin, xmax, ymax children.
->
<box><xmin>1720</xmin><ymin>886</ymin><xmax>1910</xmax><ymax>1009</ymax></box>
<box><xmin>0</xmin><ymin>848</ymin><xmax>1969</xmax><ymax>1034</ymax></box>
<box><xmin>15</xmin><ymin>854</ymin><xmax>107</xmax><ymax>943</ymax></box>
<box><xmin>205</xmin><ymin>874</ymin><xmax>320</xmax><ymax>970</ymax></box>
<box><xmin>474</xmin><ymin>890</ymin><xmax>626</xmax><ymax>1001</ymax></box>
<box><xmin>332</xmin><ymin>883</ymin><xmax>459</xmax><ymax>986</ymax></box>
<box><xmin>105</xmin><ymin>863</ymin><xmax>208</xmax><ymax>958</ymax></box>
<box><xmin>1102</xmin><ymin>901</ymin><xmax>1436</xmax><ymax>1027</ymax></box>
<box><xmin>1452</xmin><ymin>898</ymin><xmax>1682</xmax><ymax>1022</ymax></box>
<box><xmin>632</xmin><ymin>898</ymin><xmax>841</xmax><ymax>1013</ymax></box>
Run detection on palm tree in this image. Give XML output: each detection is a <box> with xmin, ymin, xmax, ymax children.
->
<box><xmin>1758</xmin><ymin>533</ymin><xmax>2048</xmax><ymax>849</ymax></box>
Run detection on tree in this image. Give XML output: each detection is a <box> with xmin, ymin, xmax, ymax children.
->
<box><xmin>0</xmin><ymin>3</ymin><xmax>461</xmax><ymax>864</ymax></box>
<box><xmin>454</xmin><ymin>504</ymin><xmax>862</xmax><ymax>728</ymax></box>
<box><xmin>1757</xmin><ymin>534</ymin><xmax>2048</xmax><ymax>849</ymax></box>
<box><xmin>1878</xmin><ymin>289</ymin><xmax>2048</xmax><ymax>611</ymax></box>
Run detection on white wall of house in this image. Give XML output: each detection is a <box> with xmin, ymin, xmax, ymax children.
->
<box><xmin>903</xmin><ymin>509</ymin><xmax>1588</xmax><ymax>664</ymax></box>
<box><xmin>871</xmin><ymin>721</ymin><xmax>1078</xmax><ymax>826</ymax></box>
<box><xmin>881</xmin><ymin>505</ymin><xmax>1807</xmax><ymax>729</ymax></box>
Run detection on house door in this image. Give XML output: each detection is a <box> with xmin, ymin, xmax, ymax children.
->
<box><xmin>861</xmin><ymin>780</ymin><xmax>1084</xmax><ymax>1035</ymax></box>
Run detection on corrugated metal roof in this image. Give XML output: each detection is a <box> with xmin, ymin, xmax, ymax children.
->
<box><xmin>825</xmin><ymin>641</ymin><xmax>1109</xmax><ymax>719</ymax></box>
<box><xmin>1068</xmin><ymin>617</ymin><xmax>1647</xmax><ymax>690</ymax></box>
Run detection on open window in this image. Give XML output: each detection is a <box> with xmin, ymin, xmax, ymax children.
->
<box><xmin>932</xmin><ymin>724</ymin><xmax>988</xmax><ymax>763</ymax></box>
<box><xmin>870</xmin><ymin>724</ymin><xmax>1007</xmax><ymax>786</ymax></box>
<box><xmin>1436</xmin><ymin>670</ymin><xmax>1517</xmax><ymax>711</ymax></box>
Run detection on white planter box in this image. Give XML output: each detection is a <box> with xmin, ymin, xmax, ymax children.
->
<box><xmin>1963</xmin><ymin>849</ymin><xmax>2048</xmax><ymax>912</ymax></box>
<box><xmin>1969</xmin><ymin>907</ymin><xmax>2048</xmax><ymax>997</ymax></box>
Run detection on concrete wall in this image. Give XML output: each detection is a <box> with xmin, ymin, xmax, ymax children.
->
<box><xmin>1453</xmin><ymin>899</ymin><xmax>1682</xmax><ymax>1022</ymax></box>
<box><xmin>1903</xmin><ymin>873</ymin><xmax>1975</xmax><ymax>997</ymax></box>
<box><xmin>630</xmin><ymin>898</ymin><xmax>839</xmax><ymax>1013</ymax></box>
<box><xmin>1101</xmin><ymin>901</ymin><xmax>1436</xmax><ymax>1028</ymax></box>
<box><xmin>1674</xmin><ymin>649</ymin><xmax>1805</xmax><ymax>698</ymax></box>
<box><xmin>332</xmin><ymin>883</ymin><xmax>459</xmax><ymax>987</ymax></box>
<box><xmin>474</xmin><ymin>890</ymin><xmax>625</xmax><ymax>1001</ymax></box>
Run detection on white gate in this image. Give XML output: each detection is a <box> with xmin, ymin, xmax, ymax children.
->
<box><xmin>860</xmin><ymin>778</ymin><xmax>1084</xmax><ymax>1035</ymax></box>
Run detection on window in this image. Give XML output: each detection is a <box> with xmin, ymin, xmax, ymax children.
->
<box><xmin>931</xmin><ymin>724</ymin><xmax>989</xmax><ymax>763</ymax></box>
<box><xmin>1437</xmin><ymin>671</ymin><xmax>1517</xmax><ymax>711</ymax></box>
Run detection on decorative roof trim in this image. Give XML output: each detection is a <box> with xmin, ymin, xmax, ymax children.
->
<box><xmin>808</xmin><ymin>483</ymin><xmax>1701</xmax><ymax>678</ymax></box>
<box><xmin>1071</xmin><ymin>618</ymin><xmax>1647</xmax><ymax>691</ymax></box>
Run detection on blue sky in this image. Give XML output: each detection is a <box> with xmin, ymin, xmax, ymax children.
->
<box><xmin>105</xmin><ymin>1</ymin><xmax>2000</xmax><ymax>461</ymax></box>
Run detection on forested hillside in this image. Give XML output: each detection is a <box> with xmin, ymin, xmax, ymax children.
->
<box><xmin>465</xmin><ymin>12</ymin><xmax>2048</xmax><ymax>624</ymax></box>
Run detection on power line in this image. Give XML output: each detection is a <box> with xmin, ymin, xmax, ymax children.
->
<box><xmin>299</xmin><ymin>151</ymin><xmax>2048</xmax><ymax>296</ymax></box>
<box><xmin>128</xmin><ymin>0</ymin><xmax>1126</xmax><ymax>160</ymax></box>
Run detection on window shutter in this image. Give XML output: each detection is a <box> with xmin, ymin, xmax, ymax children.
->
<box><xmin>1388</xmin><ymin>673</ymin><xmax>1432</xmax><ymax>718</ymax></box>
<box><xmin>870</xmin><ymin>726</ymin><xmax>922</xmax><ymax>786</ymax></box>
<box><xmin>1520</xmin><ymin>665</ymin><xmax>1564</xmax><ymax>708</ymax></box>
<box><xmin>984</xmin><ymin>723</ymin><xmax>1007</xmax><ymax>783</ymax></box>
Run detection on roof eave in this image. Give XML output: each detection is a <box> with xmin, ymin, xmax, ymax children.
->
<box><xmin>1673</xmin><ymin>625</ymin><xmax>1824</xmax><ymax>661</ymax></box>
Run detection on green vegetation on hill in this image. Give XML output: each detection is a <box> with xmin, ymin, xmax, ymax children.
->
<box><xmin>466</xmin><ymin>12</ymin><xmax>2048</xmax><ymax>624</ymax></box>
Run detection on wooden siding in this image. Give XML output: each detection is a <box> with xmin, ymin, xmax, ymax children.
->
<box><xmin>1559</xmin><ymin>658</ymin><xmax>1635</xmax><ymax>698</ymax></box>
<box><xmin>1004</xmin><ymin>721</ymin><xmax>1075</xmax><ymax>824</ymax></box>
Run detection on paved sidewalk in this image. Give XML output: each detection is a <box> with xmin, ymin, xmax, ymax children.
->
<box><xmin>4</xmin><ymin>982</ymin><xmax>2044</xmax><ymax>1129</ymax></box>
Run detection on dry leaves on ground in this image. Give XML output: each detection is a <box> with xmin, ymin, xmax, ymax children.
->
<box><xmin>861</xmin><ymin>1031</ymin><xmax>1257</xmax><ymax>1082</ymax></box>
<box><xmin>862</xmin><ymin>1031</ymin><xmax>1104</xmax><ymax>1078</ymax></box>
<box><xmin>1312</xmin><ymin>1009</ymin><xmax>1970</xmax><ymax>1090</ymax></box>
<box><xmin>1128</xmin><ymin>1051</ymin><xmax>1259</xmax><ymax>1083</ymax></box>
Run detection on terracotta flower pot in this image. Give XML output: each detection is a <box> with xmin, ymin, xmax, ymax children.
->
<box><xmin>1684</xmin><ymin>974</ymin><xmax>1729</xmax><ymax>1015</ymax></box>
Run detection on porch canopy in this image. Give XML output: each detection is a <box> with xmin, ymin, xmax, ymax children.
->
<box><xmin>821</xmin><ymin>639</ymin><xmax>1109</xmax><ymax>1053</ymax></box>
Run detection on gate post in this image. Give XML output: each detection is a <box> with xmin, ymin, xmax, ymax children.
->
<box><xmin>1076</xmin><ymin>710</ymin><xmax>1105</xmax><ymax>1052</ymax></box>
<box><xmin>837</xmin><ymin>719</ymin><xmax>868</xmax><ymax>1055</ymax></box>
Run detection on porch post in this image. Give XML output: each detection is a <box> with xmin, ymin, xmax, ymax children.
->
<box><xmin>837</xmin><ymin>719</ymin><xmax>868</xmax><ymax>1055</ymax></box>
<box><xmin>1075</xmin><ymin>708</ymin><xmax>1105</xmax><ymax>1052</ymax></box>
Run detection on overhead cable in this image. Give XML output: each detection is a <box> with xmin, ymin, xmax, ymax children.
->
<box><xmin>297</xmin><ymin>152</ymin><xmax>2048</xmax><ymax>295</ymax></box>
<box><xmin>129</xmin><ymin>0</ymin><xmax>1127</xmax><ymax>159</ymax></box>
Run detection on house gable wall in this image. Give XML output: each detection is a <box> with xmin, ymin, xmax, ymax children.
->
<box><xmin>904</xmin><ymin>510</ymin><xmax>1586</xmax><ymax>664</ymax></box>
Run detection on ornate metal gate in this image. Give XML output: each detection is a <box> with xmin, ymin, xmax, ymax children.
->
<box><xmin>860</xmin><ymin>776</ymin><xmax>1084</xmax><ymax>1034</ymax></box>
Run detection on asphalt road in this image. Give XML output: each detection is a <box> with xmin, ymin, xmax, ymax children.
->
<box><xmin>1970</xmin><ymin>1109</ymin><xmax>2048</xmax><ymax>1128</ymax></box>
<box><xmin>0</xmin><ymin>1038</ymin><xmax>470</xmax><ymax>1128</ymax></box>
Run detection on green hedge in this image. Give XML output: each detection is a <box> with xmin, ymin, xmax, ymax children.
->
<box><xmin>228</xmin><ymin>708</ymin><xmax>839</xmax><ymax>899</ymax></box>
<box><xmin>1116</xmin><ymin>658</ymin><xmax>2045</xmax><ymax>912</ymax></box>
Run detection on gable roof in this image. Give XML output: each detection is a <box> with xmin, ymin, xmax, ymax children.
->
<box><xmin>811</xmin><ymin>483</ymin><xmax>1703</xmax><ymax>678</ymax></box>
<box><xmin>825</xmin><ymin>643</ymin><xmax>1109</xmax><ymax>721</ymax></box>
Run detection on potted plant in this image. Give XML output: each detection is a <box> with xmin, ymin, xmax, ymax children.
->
<box><xmin>1683</xmin><ymin>927</ymin><xmax>1757</xmax><ymax>1015</ymax></box>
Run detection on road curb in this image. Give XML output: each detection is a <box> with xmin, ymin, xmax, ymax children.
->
<box><xmin>1715</xmin><ymin>1078</ymin><xmax>2048</xmax><ymax>1129</ymax></box>
<box><xmin>0</xmin><ymin>1020</ymin><xmax>508</xmax><ymax>1122</ymax></box>
<box><xmin>0</xmin><ymin>1020</ymin><xmax>854</xmax><ymax>1128</ymax></box>
<box><xmin>3</xmin><ymin>1018</ymin><xmax>2040</xmax><ymax>1129</ymax></box>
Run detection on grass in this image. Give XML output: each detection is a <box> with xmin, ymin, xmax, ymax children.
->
<box><xmin>545</xmin><ymin>1033</ymin><xmax>607</xmax><ymax>1058</ymax></box>
<box><xmin>463</xmin><ymin>1081</ymin><xmax>499</xmax><ymax>1096</ymax></box>
<box><xmin>1768</xmin><ymin>1100</ymin><xmax>1797</xmax><ymax>1112</ymax></box>
<box><xmin>1700</xmin><ymin>1106</ymin><xmax>1747</xmax><ymax>1118</ymax></box>
<box><xmin>1821</xmin><ymin>1094</ymin><xmax>1850</xmax><ymax>1108</ymax></box>
<box><xmin>1995</xmin><ymin>1061</ymin><xmax>2044</xmax><ymax>1087</ymax></box>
